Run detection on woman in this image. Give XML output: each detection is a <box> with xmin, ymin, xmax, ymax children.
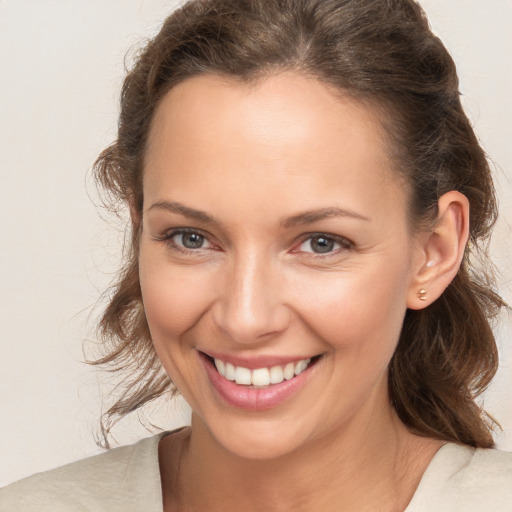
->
<box><xmin>1</xmin><ymin>0</ymin><xmax>511</xmax><ymax>510</ymax></box>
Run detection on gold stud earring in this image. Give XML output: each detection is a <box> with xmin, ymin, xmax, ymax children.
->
<box><xmin>418</xmin><ymin>289</ymin><xmax>427</xmax><ymax>301</ymax></box>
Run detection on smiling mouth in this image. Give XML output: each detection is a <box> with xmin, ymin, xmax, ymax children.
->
<box><xmin>202</xmin><ymin>353</ymin><xmax>322</xmax><ymax>388</ymax></box>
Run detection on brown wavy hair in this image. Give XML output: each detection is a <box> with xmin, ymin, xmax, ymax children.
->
<box><xmin>93</xmin><ymin>0</ymin><xmax>506</xmax><ymax>447</ymax></box>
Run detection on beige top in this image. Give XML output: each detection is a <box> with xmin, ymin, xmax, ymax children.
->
<box><xmin>1</xmin><ymin>434</ymin><xmax>512</xmax><ymax>511</ymax></box>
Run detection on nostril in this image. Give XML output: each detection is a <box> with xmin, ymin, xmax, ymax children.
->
<box><xmin>211</xmin><ymin>300</ymin><xmax>292</xmax><ymax>344</ymax></box>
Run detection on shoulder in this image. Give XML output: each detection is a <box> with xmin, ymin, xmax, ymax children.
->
<box><xmin>407</xmin><ymin>443</ymin><xmax>512</xmax><ymax>512</ymax></box>
<box><xmin>0</xmin><ymin>433</ymin><xmax>166</xmax><ymax>512</ymax></box>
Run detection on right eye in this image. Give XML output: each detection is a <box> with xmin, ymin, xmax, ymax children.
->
<box><xmin>156</xmin><ymin>228</ymin><xmax>216</xmax><ymax>253</ymax></box>
<box><xmin>173</xmin><ymin>231</ymin><xmax>207</xmax><ymax>249</ymax></box>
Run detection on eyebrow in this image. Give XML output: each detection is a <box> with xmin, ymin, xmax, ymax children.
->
<box><xmin>282</xmin><ymin>207</ymin><xmax>370</xmax><ymax>227</ymax></box>
<box><xmin>147</xmin><ymin>201</ymin><xmax>219</xmax><ymax>225</ymax></box>
<box><xmin>147</xmin><ymin>201</ymin><xmax>370</xmax><ymax>227</ymax></box>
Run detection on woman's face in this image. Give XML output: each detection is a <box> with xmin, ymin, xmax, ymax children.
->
<box><xmin>139</xmin><ymin>72</ymin><xmax>424</xmax><ymax>459</ymax></box>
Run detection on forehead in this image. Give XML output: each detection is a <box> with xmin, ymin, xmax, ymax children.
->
<box><xmin>147</xmin><ymin>72</ymin><xmax>390</xmax><ymax>167</ymax></box>
<box><xmin>143</xmin><ymin>72</ymin><xmax>408</xmax><ymax>226</ymax></box>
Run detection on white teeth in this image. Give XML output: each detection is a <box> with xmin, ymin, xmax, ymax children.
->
<box><xmin>294</xmin><ymin>359</ymin><xmax>307</xmax><ymax>376</ymax></box>
<box><xmin>213</xmin><ymin>357</ymin><xmax>314</xmax><ymax>387</ymax></box>
<box><xmin>235</xmin><ymin>366</ymin><xmax>252</xmax><ymax>385</ymax></box>
<box><xmin>269</xmin><ymin>365</ymin><xmax>284</xmax><ymax>384</ymax></box>
<box><xmin>225</xmin><ymin>362</ymin><xmax>236</xmax><ymax>381</ymax></box>
<box><xmin>214</xmin><ymin>358</ymin><xmax>225</xmax><ymax>377</ymax></box>
<box><xmin>283</xmin><ymin>362</ymin><xmax>296</xmax><ymax>380</ymax></box>
<box><xmin>251</xmin><ymin>368</ymin><xmax>270</xmax><ymax>387</ymax></box>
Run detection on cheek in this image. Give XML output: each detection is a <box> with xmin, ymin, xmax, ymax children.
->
<box><xmin>293</xmin><ymin>262</ymin><xmax>409</xmax><ymax>355</ymax></box>
<box><xmin>138</xmin><ymin>253</ymin><xmax>214</xmax><ymax>342</ymax></box>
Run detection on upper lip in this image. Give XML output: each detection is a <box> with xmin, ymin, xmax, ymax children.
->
<box><xmin>200</xmin><ymin>350</ymin><xmax>319</xmax><ymax>369</ymax></box>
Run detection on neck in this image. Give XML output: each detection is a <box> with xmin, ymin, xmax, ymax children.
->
<box><xmin>161</xmin><ymin>394</ymin><xmax>442</xmax><ymax>512</ymax></box>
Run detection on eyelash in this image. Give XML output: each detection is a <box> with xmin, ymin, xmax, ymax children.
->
<box><xmin>154</xmin><ymin>229</ymin><xmax>353</xmax><ymax>257</ymax></box>
<box><xmin>294</xmin><ymin>232</ymin><xmax>353</xmax><ymax>258</ymax></box>
<box><xmin>154</xmin><ymin>228</ymin><xmax>215</xmax><ymax>254</ymax></box>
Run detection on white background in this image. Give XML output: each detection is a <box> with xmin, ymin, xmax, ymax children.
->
<box><xmin>1</xmin><ymin>0</ymin><xmax>511</xmax><ymax>487</ymax></box>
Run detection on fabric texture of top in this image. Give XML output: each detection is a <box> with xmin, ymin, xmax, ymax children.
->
<box><xmin>0</xmin><ymin>433</ymin><xmax>164</xmax><ymax>512</ymax></box>
<box><xmin>1</xmin><ymin>433</ymin><xmax>512</xmax><ymax>511</ymax></box>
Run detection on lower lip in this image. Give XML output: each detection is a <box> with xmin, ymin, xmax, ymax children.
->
<box><xmin>200</xmin><ymin>354</ymin><xmax>316</xmax><ymax>411</ymax></box>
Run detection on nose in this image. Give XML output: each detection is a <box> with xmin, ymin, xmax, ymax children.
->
<box><xmin>212</xmin><ymin>251</ymin><xmax>290</xmax><ymax>345</ymax></box>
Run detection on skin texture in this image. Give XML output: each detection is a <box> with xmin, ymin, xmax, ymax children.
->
<box><xmin>138</xmin><ymin>73</ymin><xmax>469</xmax><ymax>511</ymax></box>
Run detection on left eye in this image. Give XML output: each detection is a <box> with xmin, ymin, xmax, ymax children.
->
<box><xmin>298</xmin><ymin>235</ymin><xmax>345</xmax><ymax>254</ymax></box>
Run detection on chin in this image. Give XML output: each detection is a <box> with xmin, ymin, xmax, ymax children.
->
<box><xmin>195</xmin><ymin>412</ymin><xmax>316</xmax><ymax>461</ymax></box>
<box><xmin>221</xmin><ymin>428</ymin><xmax>309</xmax><ymax>461</ymax></box>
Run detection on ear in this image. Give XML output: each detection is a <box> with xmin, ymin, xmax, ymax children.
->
<box><xmin>407</xmin><ymin>191</ymin><xmax>470</xmax><ymax>310</ymax></box>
